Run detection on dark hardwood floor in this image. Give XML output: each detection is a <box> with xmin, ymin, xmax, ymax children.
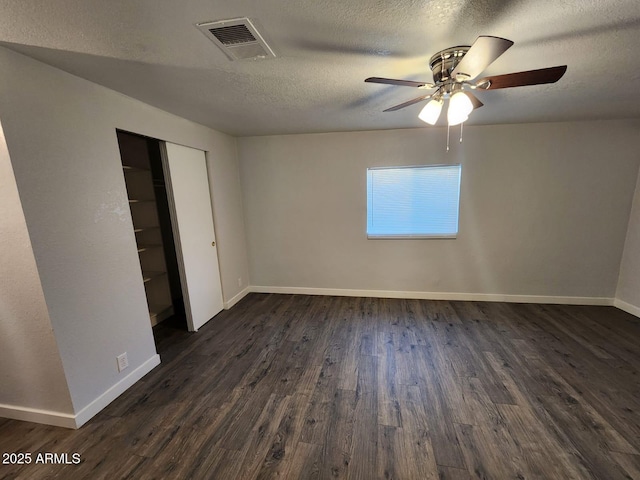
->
<box><xmin>1</xmin><ymin>293</ymin><xmax>639</xmax><ymax>479</ymax></box>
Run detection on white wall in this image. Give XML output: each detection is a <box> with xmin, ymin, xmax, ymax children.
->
<box><xmin>0</xmin><ymin>119</ymin><xmax>75</xmax><ymax>426</ymax></box>
<box><xmin>0</xmin><ymin>46</ymin><xmax>249</xmax><ymax>425</ymax></box>
<box><xmin>616</xmin><ymin>166</ymin><xmax>640</xmax><ymax>316</ymax></box>
<box><xmin>206</xmin><ymin>140</ymin><xmax>251</xmax><ymax>306</ymax></box>
<box><xmin>239</xmin><ymin>120</ymin><xmax>640</xmax><ymax>302</ymax></box>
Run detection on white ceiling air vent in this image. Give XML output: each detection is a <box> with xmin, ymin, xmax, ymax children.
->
<box><xmin>196</xmin><ymin>17</ymin><xmax>276</xmax><ymax>61</ymax></box>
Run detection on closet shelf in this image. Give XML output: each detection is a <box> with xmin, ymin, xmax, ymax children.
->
<box><xmin>137</xmin><ymin>244</ymin><xmax>161</xmax><ymax>253</ymax></box>
<box><xmin>149</xmin><ymin>305</ymin><xmax>174</xmax><ymax>325</ymax></box>
<box><xmin>122</xmin><ymin>165</ymin><xmax>150</xmax><ymax>173</ymax></box>
<box><xmin>134</xmin><ymin>226</ymin><xmax>160</xmax><ymax>233</ymax></box>
<box><xmin>143</xmin><ymin>271</ymin><xmax>166</xmax><ymax>283</ymax></box>
<box><xmin>149</xmin><ymin>304</ymin><xmax>172</xmax><ymax>316</ymax></box>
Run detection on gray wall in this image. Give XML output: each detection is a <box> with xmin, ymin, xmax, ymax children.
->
<box><xmin>206</xmin><ymin>138</ymin><xmax>251</xmax><ymax>304</ymax></box>
<box><xmin>0</xmin><ymin>46</ymin><xmax>249</xmax><ymax>419</ymax></box>
<box><xmin>239</xmin><ymin>121</ymin><xmax>640</xmax><ymax>300</ymax></box>
<box><xmin>617</xmin><ymin>168</ymin><xmax>640</xmax><ymax>311</ymax></box>
<box><xmin>0</xmin><ymin>119</ymin><xmax>74</xmax><ymax>419</ymax></box>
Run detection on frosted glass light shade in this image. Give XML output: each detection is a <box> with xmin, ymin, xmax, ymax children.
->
<box><xmin>447</xmin><ymin>91</ymin><xmax>473</xmax><ymax>125</ymax></box>
<box><xmin>418</xmin><ymin>98</ymin><xmax>443</xmax><ymax>125</ymax></box>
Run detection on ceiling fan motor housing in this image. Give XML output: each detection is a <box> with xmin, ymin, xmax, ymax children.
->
<box><xmin>429</xmin><ymin>46</ymin><xmax>470</xmax><ymax>84</ymax></box>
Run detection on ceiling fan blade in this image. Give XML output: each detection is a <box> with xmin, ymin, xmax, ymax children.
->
<box><xmin>451</xmin><ymin>36</ymin><xmax>514</xmax><ymax>80</ymax></box>
<box><xmin>383</xmin><ymin>94</ymin><xmax>433</xmax><ymax>112</ymax></box>
<box><xmin>366</xmin><ymin>77</ymin><xmax>435</xmax><ymax>88</ymax></box>
<box><xmin>465</xmin><ymin>91</ymin><xmax>484</xmax><ymax>109</ymax></box>
<box><xmin>475</xmin><ymin>65</ymin><xmax>567</xmax><ymax>90</ymax></box>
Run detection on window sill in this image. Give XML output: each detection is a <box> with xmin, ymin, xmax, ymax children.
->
<box><xmin>367</xmin><ymin>234</ymin><xmax>457</xmax><ymax>240</ymax></box>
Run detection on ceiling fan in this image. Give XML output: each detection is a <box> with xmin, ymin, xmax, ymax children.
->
<box><xmin>365</xmin><ymin>36</ymin><xmax>567</xmax><ymax>126</ymax></box>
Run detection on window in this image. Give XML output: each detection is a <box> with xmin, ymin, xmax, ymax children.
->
<box><xmin>367</xmin><ymin>164</ymin><xmax>461</xmax><ymax>238</ymax></box>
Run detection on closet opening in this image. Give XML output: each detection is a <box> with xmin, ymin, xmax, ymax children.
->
<box><xmin>116</xmin><ymin>130</ymin><xmax>188</xmax><ymax>339</ymax></box>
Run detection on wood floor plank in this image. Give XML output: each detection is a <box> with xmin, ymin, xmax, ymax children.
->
<box><xmin>280</xmin><ymin>294</ymin><xmax>317</xmax><ymax>342</ymax></box>
<box><xmin>394</xmin><ymin>343</ymin><xmax>421</xmax><ymax>386</ymax></box>
<box><xmin>299</xmin><ymin>304</ymin><xmax>348</xmax><ymax>445</ymax></box>
<box><xmin>188</xmin><ymin>447</ymin><xmax>244</xmax><ymax>480</ymax></box>
<box><xmin>359</xmin><ymin>296</ymin><xmax>379</xmax><ymax>356</ymax></box>
<box><xmin>1</xmin><ymin>294</ymin><xmax>638</xmax><ymax>480</ymax></box>
<box><xmin>255</xmin><ymin>392</ymin><xmax>311</xmax><ymax>479</ymax></box>
<box><xmin>316</xmin><ymin>388</ymin><xmax>357</xmax><ymax>479</ymax></box>
<box><xmin>611</xmin><ymin>451</ymin><xmax>640</xmax><ymax>479</ymax></box>
<box><xmin>415</xmin><ymin>346</ymin><xmax>467</xmax><ymax>469</ymax></box>
<box><xmin>447</xmin><ymin>304</ymin><xmax>520</xmax><ymax>404</ymax></box>
<box><xmin>428</xmin><ymin>322</ymin><xmax>478</xmax><ymax>378</ymax></box>
<box><xmin>281</xmin><ymin>441</ymin><xmax>322</xmax><ymax>480</ymax></box>
<box><xmin>392</xmin><ymin>385</ymin><xmax>439</xmax><ymax>479</ymax></box>
<box><xmin>336</xmin><ymin>301</ymin><xmax>363</xmax><ymax>391</ymax></box>
<box><xmin>423</xmin><ymin>300</ymin><xmax>463</xmax><ymax>324</ymax></box>
<box><xmin>437</xmin><ymin>465</ymin><xmax>472</xmax><ymax>480</ymax></box>
<box><xmin>210</xmin><ymin>387</ymin><xmax>279</xmax><ymax>451</ymax></box>
<box><xmin>532</xmin><ymin>306</ymin><xmax>640</xmax><ymax>393</ymax></box>
<box><xmin>539</xmin><ymin>305</ymin><xmax>615</xmax><ymax>359</ymax></box>
<box><xmin>454</xmin><ymin>422</ymin><xmax>528</xmax><ymax>480</ymax></box>
<box><xmin>295</xmin><ymin>364</ymin><xmax>322</xmax><ymax>397</ymax></box>
<box><xmin>539</xmin><ymin>394</ymin><xmax>636</xmax><ymax>480</ymax></box>
<box><xmin>553</xmin><ymin>363</ymin><xmax>640</xmax><ymax>446</ymax></box>
<box><xmin>377</xmin><ymin>424</ymin><xmax>439</xmax><ymax>480</ymax></box>
<box><xmin>508</xmin><ymin>342</ymin><xmax>640</xmax><ymax>450</ymax></box>
<box><xmin>305</xmin><ymin>296</ymin><xmax>348</xmax><ymax>367</ymax></box>
<box><xmin>496</xmin><ymin>403</ymin><xmax>592</xmax><ymax>479</ymax></box>
<box><xmin>377</xmin><ymin>331</ymin><xmax>401</xmax><ymax>427</ymax></box>
<box><xmin>454</xmin><ymin>376</ymin><xmax>502</xmax><ymax>427</ymax></box>
<box><xmin>144</xmin><ymin>427</ymin><xmax>208</xmax><ymax>479</ymax></box>
<box><xmin>180</xmin><ymin>397</ymin><xmax>221</xmax><ymax>432</ymax></box>
<box><xmin>520</xmin><ymin>356</ymin><xmax>639</xmax><ymax>455</ymax></box>
<box><xmin>572</xmin><ymin>304</ymin><xmax>640</xmax><ymax>344</ymax></box>
<box><xmin>347</xmin><ymin>354</ymin><xmax>378</xmax><ymax>480</ymax></box>
<box><xmin>234</xmin><ymin>393</ymin><xmax>291</xmax><ymax>480</ymax></box>
<box><xmin>483</xmin><ymin>351</ymin><xmax>531</xmax><ymax>406</ymax></box>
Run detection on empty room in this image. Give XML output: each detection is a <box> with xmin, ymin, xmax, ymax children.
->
<box><xmin>0</xmin><ymin>1</ymin><xmax>639</xmax><ymax>479</ymax></box>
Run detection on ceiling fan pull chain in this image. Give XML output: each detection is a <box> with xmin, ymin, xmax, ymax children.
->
<box><xmin>447</xmin><ymin>123</ymin><xmax>450</xmax><ymax>151</ymax></box>
<box><xmin>460</xmin><ymin>122</ymin><xmax>464</xmax><ymax>143</ymax></box>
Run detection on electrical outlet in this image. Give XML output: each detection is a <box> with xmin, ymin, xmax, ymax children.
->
<box><xmin>237</xmin><ymin>277</ymin><xmax>242</xmax><ymax>287</ymax></box>
<box><xmin>117</xmin><ymin>353</ymin><xmax>129</xmax><ymax>372</ymax></box>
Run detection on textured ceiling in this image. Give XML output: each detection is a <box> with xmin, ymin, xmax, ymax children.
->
<box><xmin>1</xmin><ymin>0</ymin><xmax>639</xmax><ymax>136</ymax></box>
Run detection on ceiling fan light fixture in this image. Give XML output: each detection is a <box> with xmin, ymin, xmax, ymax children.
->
<box><xmin>447</xmin><ymin>91</ymin><xmax>474</xmax><ymax>126</ymax></box>
<box><xmin>418</xmin><ymin>98</ymin><xmax>443</xmax><ymax>125</ymax></box>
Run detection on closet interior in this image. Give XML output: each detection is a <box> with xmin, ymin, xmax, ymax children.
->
<box><xmin>116</xmin><ymin>130</ymin><xmax>186</xmax><ymax>329</ymax></box>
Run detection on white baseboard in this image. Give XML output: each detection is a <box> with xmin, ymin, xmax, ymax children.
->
<box><xmin>73</xmin><ymin>354</ymin><xmax>160</xmax><ymax>428</ymax></box>
<box><xmin>0</xmin><ymin>404</ymin><xmax>77</xmax><ymax>429</ymax></box>
<box><xmin>614</xmin><ymin>298</ymin><xmax>640</xmax><ymax>318</ymax></box>
<box><xmin>224</xmin><ymin>286</ymin><xmax>250</xmax><ymax>310</ymax></box>
<box><xmin>250</xmin><ymin>285</ymin><xmax>614</xmax><ymax>306</ymax></box>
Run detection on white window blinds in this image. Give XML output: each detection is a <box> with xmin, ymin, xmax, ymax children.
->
<box><xmin>367</xmin><ymin>164</ymin><xmax>461</xmax><ymax>238</ymax></box>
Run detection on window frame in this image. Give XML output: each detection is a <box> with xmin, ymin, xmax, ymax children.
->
<box><xmin>366</xmin><ymin>163</ymin><xmax>462</xmax><ymax>240</ymax></box>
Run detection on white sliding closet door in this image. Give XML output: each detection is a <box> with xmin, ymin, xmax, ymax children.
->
<box><xmin>162</xmin><ymin>142</ymin><xmax>223</xmax><ymax>331</ymax></box>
